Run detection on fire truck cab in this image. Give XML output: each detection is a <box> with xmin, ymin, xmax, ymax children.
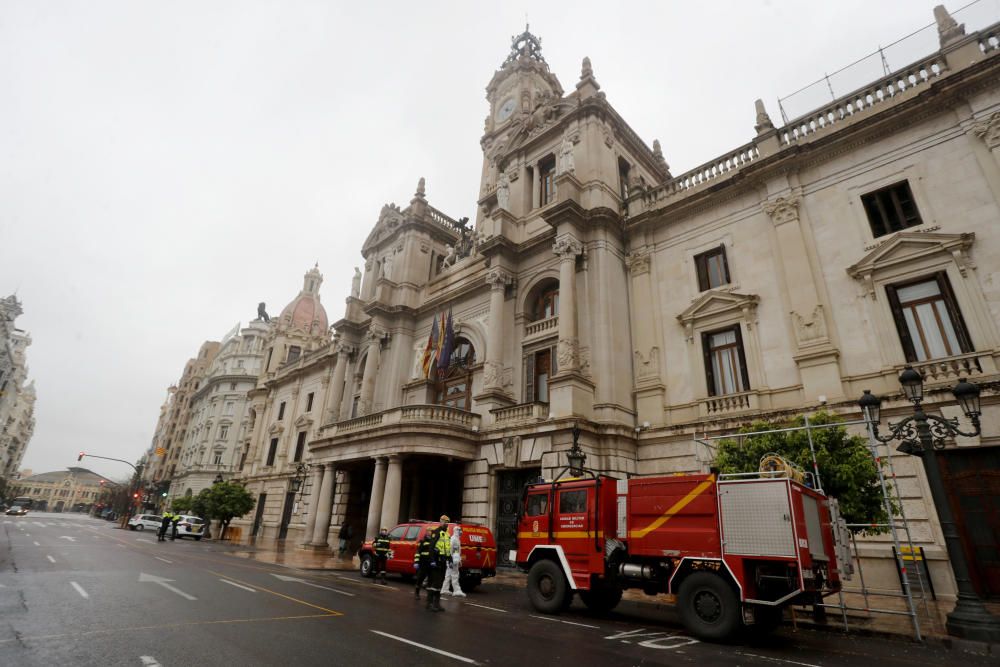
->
<box><xmin>514</xmin><ymin>469</ymin><xmax>851</xmax><ymax>642</ymax></box>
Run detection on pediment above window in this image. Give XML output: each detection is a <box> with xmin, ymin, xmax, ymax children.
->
<box><xmin>847</xmin><ymin>232</ymin><xmax>975</xmax><ymax>298</ymax></box>
<box><xmin>677</xmin><ymin>290</ymin><xmax>759</xmax><ymax>342</ymax></box>
<box><xmin>294</xmin><ymin>414</ymin><xmax>313</xmax><ymax>429</ymax></box>
<box><xmin>268</xmin><ymin>422</ymin><xmax>284</xmax><ymax>436</ymax></box>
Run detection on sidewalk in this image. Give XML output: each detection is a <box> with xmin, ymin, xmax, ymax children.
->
<box><xmin>215</xmin><ymin>539</ymin><xmax>996</xmax><ymax>654</ymax></box>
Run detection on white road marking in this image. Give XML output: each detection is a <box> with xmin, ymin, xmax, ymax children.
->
<box><xmin>46</xmin><ymin>555</ymin><xmax>56</xmax><ymax>563</ymax></box>
<box><xmin>33</xmin><ymin>541</ymin><xmax>40</xmax><ymax>546</ymax></box>
<box><xmin>464</xmin><ymin>602</ymin><xmax>508</xmax><ymax>613</ymax></box>
<box><xmin>529</xmin><ymin>614</ymin><xmax>599</xmax><ymax>629</ymax></box>
<box><xmin>270</xmin><ymin>573</ymin><xmax>355</xmax><ymax>597</ymax></box>
<box><xmin>155</xmin><ymin>557</ymin><xmax>173</xmax><ymax>564</ymax></box>
<box><xmin>220</xmin><ymin>579</ymin><xmax>257</xmax><ymax>593</ymax></box>
<box><xmin>59</xmin><ymin>536</ymin><xmax>76</xmax><ymax>542</ymax></box>
<box><xmin>138</xmin><ymin>572</ymin><xmax>197</xmax><ymax>601</ymax></box>
<box><xmin>33</xmin><ymin>522</ymin><xmax>46</xmax><ymax>527</ymax></box>
<box><xmin>136</xmin><ymin>538</ymin><xmax>153</xmax><ymax>544</ymax></box>
<box><xmin>25</xmin><ymin>533</ymin><xmax>30</xmax><ymax>537</ymax></box>
<box><xmin>116</xmin><ymin>544</ymin><xmax>126</xmax><ymax>548</ymax></box>
<box><xmin>735</xmin><ymin>653</ymin><xmax>820</xmax><ymax>667</ymax></box>
<box><xmin>370</xmin><ymin>630</ymin><xmax>477</xmax><ymax>664</ymax></box>
<box><xmin>605</xmin><ymin>628</ymin><xmax>699</xmax><ymax>650</ymax></box>
<box><xmin>140</xmin><ymin>656</ymin><xmax>162</xmax><ymax>666</ymax></box>
<box><xmin>70</xmin><ymin>581</ymin><xmax>89</xmax><ymax>599</ymax></box>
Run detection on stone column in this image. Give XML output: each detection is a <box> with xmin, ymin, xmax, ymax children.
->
<box><xmin>325</xmin><ymin>342</ymin><xmax>351</xmax><ymax>424</ymax></box>
<box><xmin>301</xmin><ymin>465</ymin><xmax>324</xmax><ymax>545</ymax></box>
<box><xmin>379</xmin><ymin>456</ymin><xmax>403</xmax><ymax>530</ymax></box>
<box><xmin>365</xmin><ymin>457</ymin><xmax>388</xmax><ymax>539</ymax></box>
<box><xmin>553</xmin><ymin>234</ymin><xmax>583</xmax><ymax>373</ymax></box>
<box><xmin>358</xmin><ymin>329</ymin><xmax>383</xmax><ymax>416</ymax></box>
<box><xmin>484</xmin><ymin>268</ymin><xmax>512</xmax><ymax>390</ymax></box>
<box><xmin>309</xmin><ymin>465</ymin><xmax>335</xmax><ymax>547</ymax></box>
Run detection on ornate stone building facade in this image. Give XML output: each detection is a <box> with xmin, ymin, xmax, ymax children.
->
<box><xmin>0</xmin><ymin>296</ymin><xmax>35</xmax><ymax>483</ymax></box>
<box><xmin>167</xmin><ymin>320</ymin><xmax>269</xmax><ymax>501</ymax></box>
<box><xmin>11</xmin><ymin>467</ymin><xmax>113</xmax><ymax>513</ymax></box>
<box><xmin>224</xmin><ymin>10</ymin><xmax>1000</xmax><ymax>601</ymax></box>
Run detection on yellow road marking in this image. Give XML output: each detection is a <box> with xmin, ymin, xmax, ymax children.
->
<box><xmin>206</xmin><ymin>570</ymin><xmax>344</xmax><ymax>616</ymax></box>
<box><xmin>629</xmin><ymin>476</ymin><xmax>716</xmax><ymax>539</ymax></box>
<box><xmin>0</xmin><ymin>613</ymin><xmax>336</xmax><ymax>645</ymax></box>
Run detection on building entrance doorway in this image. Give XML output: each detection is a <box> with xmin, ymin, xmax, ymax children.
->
<box><xmin>939</xmin><ymin>446</ymin><xmax>1000</xmax><ymax>599</ymax></box>
<box><xmin>398</xmin><ymin>456</ymin><xmax>465</xmax><ymax>524</ymax></box>
<box><xmin>495</xmin><ymin>468</ymin><xmax>540</xmax><ymax>567</ymax></box>
<box><xmin>342</xmin><ymin>462</ymin><xmax>374</xmax><ymax>547</ymax></box>
<box><xmin>251</xmin><ymin>493</ymin><xmax>266</xmax><ymax>538</ymax></box>
<box><xmin>278</xmin><ymin>491</ymin><xmax>295</xmax><ymax>540</ymax></box>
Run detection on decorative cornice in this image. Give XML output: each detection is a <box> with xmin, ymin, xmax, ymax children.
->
<box><xmin>626</xmin><ymin>249</ymin><xmax>650</xmax><ymax>275</ymax></box>
<box><xmin>485</xmin><ymin>268</ymin><xmax>514</xmax><ymax>289</ymax></box>
<box><xmin>552</xmin><ymin>234</ymin><xmax>583</xmax><ymax>258</ymax></box>
<box><xmin>971</xmin><ymin>111</ymin><xmax>1000</xmax><ymax>150</ymax></box>
<box><xmin>761</xmin><ymin>195</ymin><xmax>801</xmax><ymax>226</ymax></box>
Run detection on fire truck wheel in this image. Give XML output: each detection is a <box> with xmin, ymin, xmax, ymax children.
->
<box><xmin>527</xmin><ymin>559</ymin><xmax>569</xmax><ymax>614</ymax></box>
<box><xmin>359</xmin><ymin>554</ymin><xmax>374</xmax><ymax>578</ymax></box>
<box><xmin>677</xmin><ymin>572</ymin><xmax>740</xmax><ymax>641</ymax></box>
<box><xmin>580</xmin><ymin>585</ymin><xmax>622</xmax><ymax>614</ymax></box>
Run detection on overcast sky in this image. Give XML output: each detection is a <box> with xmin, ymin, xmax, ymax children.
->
<box><xmin>3</xmin><ymin>1</ymin><xmax>997</xmax><ymax>481</ymax></box>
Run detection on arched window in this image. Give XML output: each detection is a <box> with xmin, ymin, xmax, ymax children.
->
<box><xmin>528</xmin><ymin>279</ymin><xmax>559</xmax><ymax>322</ymax></box>
<box><xmin>435</xmin><ymin>337</ymin><xmax>476</xmax><ymax>410</ymax></box>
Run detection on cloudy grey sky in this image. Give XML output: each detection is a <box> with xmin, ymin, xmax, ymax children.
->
<box><xmin>3</xmin><ymin>0</ymin><xmax>997</xmax><ymax>480</ymax></box>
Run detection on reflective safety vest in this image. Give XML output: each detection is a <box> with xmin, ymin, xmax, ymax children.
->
<box><xmin>414</xmin><ymin>535</ymin><xmax>433</xmax><ymax>564</ymax></box>
<box><xmin>373</xmin><ymin>534</ymin><xmax>391</xmax><ymax>555</ymax></box>
<box><xmin>434</xmin><ymin>529</ymin><xmax>451</xmax><ymax>559</ymax></box>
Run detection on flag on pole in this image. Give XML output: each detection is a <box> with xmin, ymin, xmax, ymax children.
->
<box><xmin>437</xmin><ymin>308</ymin><xmax>455</xmax><ymax>377</ymax></box>
<box><xmin>421</xmin><ymin>314</ymin><xmax>440</xmax><ymax>378</ymax></box>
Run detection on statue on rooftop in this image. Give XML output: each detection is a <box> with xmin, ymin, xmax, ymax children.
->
<box><xmin>351</xmin><ymin>267</ymin><xmax>362</xmax><ymax>298</ymax></box>
<box><xmin>257</xmin><ymin>302</ymin><xmax>270</xmax><ymax>323</ymax></box>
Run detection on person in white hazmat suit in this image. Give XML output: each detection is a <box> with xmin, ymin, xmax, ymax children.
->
<box><xmin>440</xmin><ymin>525</ymin><xmax>466</xmax><ymax>597</ymax></box>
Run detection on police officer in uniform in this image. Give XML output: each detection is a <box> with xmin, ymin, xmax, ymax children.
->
<box><xmin>413</xmin><ymin>527</ymin><xmax>435</xmax><ymax>599</ymax></box>
<box><xmin>372</xmin><ymin>527</ymin><xmax>391</xmax><ymax>585</ymax></box>
<box><xmin>425</xmin><ymin>517</ymin><xmax>452</xmax><ymax>612</ymax></box>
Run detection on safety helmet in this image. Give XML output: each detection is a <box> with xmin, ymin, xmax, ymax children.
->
<box><xmin>439</xmin><ymin>514</ymin><xmax>450</xmax><ymax>523</ymax></box>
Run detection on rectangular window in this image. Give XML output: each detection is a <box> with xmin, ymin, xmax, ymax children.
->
<box><xmin>539</xmin><ymin>156</ymin><xmax>556</xmax><ymax>206</ymax></box>
<box><xmin>862</xmin><ymin>181</ymin><xmax>922</xmax><ymax>238</ymax></box>
<box><xmin>306</xmin><ymin>392</ymin><xmax>315</xmax><ymax>412</ymax></box>
<box><xmin>230</xmin><ymin>382</ymin><xmax>237</xmax><ymax>390</ymax></box>
<box><xmin>286</xmin><ymin>346</ymin><xmax>301</xmax><ymax>364</ymax></box>
<box><xmin>702</xmin><ymin>326</ymin><xmax>750</xmax><ymax>396</ymax></box>
<box><xmin>526</xmin><ymin>493</ymin><xmax>549</xmax><ymax>517</ymax></box>
<box><xmin>266</xmin><ymin>438</ymin><xmax>278</xmax><ymax>466</ymax></box>
<box><xmin>293</xmin><ymin>431</ymin><xmax>306</xmax><ymax>463</ymax></box>
<box><xmin>618</xmin><ymin>158</ymin><xmax>631</xmax><ymax>200</ymax></box>
<box><xmin>886</xmin><ymin>273</ymin><xmax>973</xmax><ymax>362</ymax></box>
<box><xmin>277</xmin><ymin>402</ymin><xmax>286</xmax><ymax>420</ymax></box>
<box><xmin>351</xmin><ymin>396</ymin><xmax>360</xmax><ymax>419</ymax></box>
<box><xmin>535</xmin><ymin>349</ymin><xmax>551</xmax><ymax>403</ymax></box>
<box><xmin>218</xmin><ymin>425</ymin><xmax>229</xmax><ymax>440</ymax></box>
<box><xmin>224</xmin><ymin>401</ymin><xmax>234</xmax><ymax>415</ymax></box>
<box><xmin>559</xmin><ymin>489</ymin><xmax>587</xmax><ymax>514</ymax></box>
<box><xmin>213</xmin><ymin>451</ymin><xmax>223</xmax><ymax>465</ymax></box>
<box><xmin>694</xmin><ymin>245</ymin><xmax>730</xmax><ymax>291</ymax></box>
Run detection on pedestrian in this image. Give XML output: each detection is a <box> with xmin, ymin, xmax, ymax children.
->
<box><xmin>170</xmin><ymin>513</ymin><xmax>180</xmax><ymax>541</ymax></box>
<box><xmin>338</xmin><ymin>522</ymin><xmax>353</xmax><ymax>559</ymax></box>
<box><xmin>372</xmin><ymin>526</ymin><xmax>390</xmax><ymax>585</ymax></box>
<box><xmin>441</xmin><ymin>525</ymin><xmax>466</xmax><ymax>597</ymax></box>
<box><xmin>425</xmin><ymin>524</ymin><xmax>451</xmax><ymax>612</ymax></box>
<box><xmin>158</xmin><ymin>512</ymin><xmax>172</xmax><ymax>542</ymax></box>
<box><xmin>413</xmin><ymin>527</ymin><xmax>435</xmax><ymax>599</ymax></box>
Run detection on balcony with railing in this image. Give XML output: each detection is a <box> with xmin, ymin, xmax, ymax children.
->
<box><xmin>898</xmin><ymin>351</ymin><xmax>995</xmax><ymax>386</ymax></box>
<box><xmin>524</xmin><ymin>315</ymin><xmax>558</xmax><ymax>340</ymax></box>
<box><xmin>699</xmin><ymin>391</ymin><xmax>760</xmax><ymax>418</ymax></box>
<box><xmin>491</xmin><ymin>402</ymin><xmax>549</xmax><ymax>426</ymax></box>
<box><xmin>320</xmin><ymin>404</ymin><xmax>482</xmax><ymax>439</ymax></box>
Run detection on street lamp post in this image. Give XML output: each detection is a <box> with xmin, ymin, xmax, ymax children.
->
<box><xmin>290</xmin><ymin>462</ymin><xmax>311</xmax><ymax>500</ymax></box>
<box><xmin>859</xmin><ymin>366</ymin><xmax>1000</xmax><ymax>642</ymax></box>
<box><xmin>566</xmin><ymin>424</ymin><xmax>586</xmax><ymax>477</ymax></box>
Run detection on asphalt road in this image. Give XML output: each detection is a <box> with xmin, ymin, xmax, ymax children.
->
<box><xmin>0</xmin><ymin>512</ymin><xmax>988</xmax><ymax>666</ymax></box>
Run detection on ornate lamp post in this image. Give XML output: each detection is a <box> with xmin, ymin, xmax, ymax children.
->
<box><xmin>567</xmin><ymin>424</ymin><xmax>586</xmax><ymax>477</ymax></box>
<box><xmin>290</xmin><ymin>462</ymin><xmax>311</xmax><ymax>499</ymax></box>
<box><xmin>212</xmin><ymin>473</ymin><xmax>224</xmax><ymax>485</ymax></box>
<box><xmin>859</xmin><ymin>366</ymin><xmax>1000</xmax><ymax>642</ymax></box>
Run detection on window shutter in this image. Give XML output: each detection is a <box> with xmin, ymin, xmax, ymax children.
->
<box><xmin>733</xmin><ymin>325</ymin><xmax>751</xmax><ymax>391</ymax></box>
<box><xmin>701</xmin><ymin>332</ymin><xmax>716</xmax><ymax>397</ymax></box>
<box><xmin>936</xmin><ymin>272</ymin><xmax>974</xmax><ymax>353</ymax></box>
<box><xmin>695</xmin><ymin>255</ymin><xmax>710</xmax><ymax>292</ymax></box>
<box><xmin>720</xmin><ymin>245</ymin><xmax>731</xmax><ymax>284</ymax></box>
<box><xmin>884</xmin><ymin>284</ymin><xmax>917</xmax><ymax>362</ymax></box>
<box><xmin>525</xmin><ymin>354</ymin><xmax>535</xmax><ymax>402</ymax></box>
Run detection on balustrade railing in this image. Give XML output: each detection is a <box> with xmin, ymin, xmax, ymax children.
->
<box><xmin>525</xmin><ymin>315</ymin><xmax>558</xmax><ymax>338</ymax></box>
<box><xmin>700</xmin><ymin>391</ymin><xmax>758</xmax><ymax>417</ymax></box>
<box><xmin>426</xmin><ymin>205</ymin><xmax>462</xmax><ymax>234</ymax></box>
<box><xmin>779</xmin><ymin>54</ymin><xmax>946</xmax><ymax>145</ymax></box>
<box><xmin>905</xmin><ymin>352</ymin><xmax>985</xmax><ymax>384</ymax></box>
<box><xmin>400</xmin><ymin>404</ymin><xmax>478</xmax><ymax>426</ymax></box>
<box><xmin>325</xmin><ymin>404</ymin><xmax>480</xmax><ymax>437</ymax></box>
<box><xmin>336</xmin><ymin>412</ymin><xmax>385</xmax><ymax>433</ymax></box>
<box><xmin>491</xmin><ymin>402</ymin><xmax>549</xmax><ymax>424</ymax></box>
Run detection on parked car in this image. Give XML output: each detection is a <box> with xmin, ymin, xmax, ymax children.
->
<box><xmin>127</xmin><ymin>514</ymin><xmax>163</xmax><ymax>531</ymax></box>
<box><xmin>174</xmin><ymin>515</ymin><xmax>206</xmax><ymax>540</ymax></box>
<box><xmin>5</xmin><ymin>505</ymin><xmax>28</xmax><ymax>516</ymax></box>
<box><xmin>358</xmin><ymin>520</ymin><xmax>497</xmax><ymax>591</ymax></box>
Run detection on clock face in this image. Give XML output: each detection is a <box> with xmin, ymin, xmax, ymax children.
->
<box><xmin>496</xmin><ymin>97</ymin><xmax>516</xmax><ymax>122</ymax></box>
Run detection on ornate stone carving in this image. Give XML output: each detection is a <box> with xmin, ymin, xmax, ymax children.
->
<box><xmin>791</xmin><ymin>305</ymin><xmax>829</xmax><ymax>346</ymax></box>
<box><xmin>483</xmin><ymin>360</ymin><xmax>503</xmax><ymax>387</ymax></box>
<box><xmin>556</xmin><ymin>337</ymin><xmax>579</xmax><ymax>370</ymax></box>
<box><xmin>366</xmin><ymin>328</ymin><xmax>386</xmax><ymax>345</ymax></box>
<box><xmin>486</xmin><ymin>268</ymin><xmax>514</xmax><ymax>289</ymax></box>
<box><xmin>934</xmin><ymin>5</ymin><xmax>965</xmax><ymax>46</ymax></box>
<box><xmin>351</xmin><ymin>267</ymin><xmax>361</xmax><ymax>297</ymax></box>
<box><xmin>627</xmin><ymin>250</ymin><xmax>650</xmax><ymax>275</ymax></box>
<box><xmin>634</xmin><ymin>346</ymin><xmax>660</xmax><ymax>379</ymax></box>
<box><xmin>602</xmin><ymin>123</ymin><xmax>614</xmax><ymax>148</ymax></box>
<box><xmin>496</xmin><ymin>170</ymin><xmax>511</xmax><ymax>211</ymax></box>
<box><xmin>552</xmin><ymin>235</ymin><xmax>583</xmax><ymax>258</ymax></box>
<box><xmin>971</xmin><ymin>112</ymin><xmax>1000</xmax><ymax>150</ymax></box>
<box><xmin>557</xmin><ymin>135</ymin><xmax>576</xmax><ymax>175</ymax></box>
<box><xmin>761</xmin><ymin>195</ymin><xmax>801</xmax><ymax>226</ymax></box>
<box><xmin>754</xmin><ymin>99</ymin><xmax>774</xmax><ymax>134</ymax></box>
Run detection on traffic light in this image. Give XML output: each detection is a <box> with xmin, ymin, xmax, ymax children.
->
<box><xmin>132</xmin><ymin>493</ymin><xmax>139</xmax><ymax>499</ymax></box>
<box><xmin>78</xmin><ymin>452</ymin><xmax>85</xmax><ymax>461</ymax></box>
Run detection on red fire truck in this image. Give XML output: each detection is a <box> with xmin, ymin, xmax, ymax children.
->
<box><xmin>514</xmin><ymin>468</ymin><xmax>851</xmax><ymax>641</ymax></box>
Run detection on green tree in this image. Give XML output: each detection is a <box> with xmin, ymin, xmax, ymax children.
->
<box><xmin>713</xmin><ymin>411</ymin><xmax>892</xmax><ymax>531</ymax></box>
<box><xmin>169</xmin><ymin>495</ymin><xmax>193</xmax><ymax>514</ymax></box>
<box><xmin>199</xmin><ymin>482</ymin><xmax>255</xmax><ymax>540</ymax></box>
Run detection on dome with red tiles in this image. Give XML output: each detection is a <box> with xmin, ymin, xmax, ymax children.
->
<box><xmin>278</xmin><ymin>265</ymin><xmax>328</xmax><ymax>336</ymax></box>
